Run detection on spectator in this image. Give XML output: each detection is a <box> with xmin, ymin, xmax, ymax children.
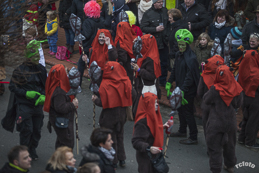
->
<box><xmin>234</xmin><ymin>0</ymin><xmax>248</xmax><ymax>13</ymax></box>
<box><xmin>242</xmin><ymin>6</ymin><xmax>259</xmax><ymax>44</ymax></box>
<box><xmin>100</xmin><ymin>0</ymin><xmax>113</xmax><ymax>29</ymax></box>
<box><xmin>208</xmin><ymin>10</ymin><xmax>234</xmax><ymax>52</ymax></box>
<box><xmin>59</xmin><ymin>0</ymin><xmax>75</xmax><ymax>53</ymax></box>
<box><xmin>140</xmin><ymin>0</ymin><xmax>170</xmax><ymax>86</ymax></box>
<box><xmin>178</xmin><ymin>0</ymin><xmax>211</xmax><ymax>42</ymax></box>
<box><xmin>44</xmin><ymin>64</ymin><xmax>78</xmax><ymax>149</ymax></box>
<box><xmin>126</xmin><ymin>0</ymin><xmax>140</xmax><ymax>26</ymax></box>
<box><xmin>45</xmin><ymin>11</ymin><xmax>58</xmax><ymax>55</ymax></box>
<box><xmin>79</xmin><ymin>128</ymin><xmax>115</xmax><ymax>173</ymax></box>
<box><xmin>45</xmin><ymin>146</ymin><xmax>77</xmax><ymax>173</ymax></box>
<box><xmin>209</xmin><ymin>0</ymin><xmax>234</xmax><ymax>18</ymax></box>
<box><xmin>194</xmin><ymin>32</ymin><xmax>214</xmax><ymax>66</ymax></box>
<box><xmin>77</xmin><ymin>0</ymin><xmax>104</xmax><ymax>86</ymax></box>
<box><xmin>244</xmin><ymin>0</ymin><xmax>259</xmax><ymax>21</ymax></box>
<box><xmin>228</xmin><ymin>27</ymin><xmax>243</xmax><ymax>63</ymax></box>
<box><xmin>0</xmin><ymin>145</ymin><xmax>31</xmax><ymax>173</ymax></box>
<box><xmin>132</xmin><ymin>92</ymin><xmax>169</xmax><ymax>173</ymax></box>
<box><xmin>138</xmin><ymin>0</ymin><xmax>152</xmax><ymax>25</ymax></box>
<box><xmin>168</xmin><ymin>8</ymin><xmax>188</xmax><ymax>71</ymax></box>
<box><xmin>77</xmin><ymin>163</ymin><xmax>101</xmax><ymax>173</ymax></box>
<box><xmin>125</xmin><ymin>10</ymin><xmax>143</xmax><ymax>36</ymax></box>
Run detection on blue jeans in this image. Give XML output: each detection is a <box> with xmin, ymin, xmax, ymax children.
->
<box><xmin>64</xmin><ymin>28</ymin><xmax>75</xmax><ymax>46</ymax></box>
<box><xmin>159</xmin><ymin>45</ymin><xmax>169</xmax><ymax>85</ymax></box>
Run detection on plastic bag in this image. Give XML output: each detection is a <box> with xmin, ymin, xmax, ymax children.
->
<box><xmin>169</xmin><ymin>87</ymin><xmax>182</xmax><ymax>117</ymax></box>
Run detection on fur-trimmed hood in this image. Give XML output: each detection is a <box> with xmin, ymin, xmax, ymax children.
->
<box><xmin>213</xmin><ymin>15</ymin><xmax>235</xmax><ymax>27</ymax></box>
<box><xmin>80</xmin><ymin>145</ymin><xmax>100</xmax><ymax>162</ymax></box>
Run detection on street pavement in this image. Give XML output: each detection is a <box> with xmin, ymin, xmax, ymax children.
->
<box><xmin>0</xmin><ymin>65</ymin><xmax>259</xmax><ymax>173</ymax></box>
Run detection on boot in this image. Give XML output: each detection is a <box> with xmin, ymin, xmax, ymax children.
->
<box><xmin>69</xmin><ymin>45</ymin><xmax>74</xmax><ymax>54</ymax></box>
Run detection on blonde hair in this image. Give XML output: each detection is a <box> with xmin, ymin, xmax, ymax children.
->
<box><xmin>250</xmin><ymin>33</ymin><xmax>259</xmax><ymax>42</ymax></box>
<box><xmin>195</xmin><ymin>32</ymin><xmax>211</xmax><ymax>47</ymax></box>
<box><xmin>46</xmin><ymin>11</ymin><xmax>57</xmax><ymax>21</ymax></box>
<box><xmin>167</xmin><ymin>8</ymin><xmax>182</xmax><ymax>20</ymax></box>
<box><xmin>107</xmin><ymin>0</ymin><xmax>113</xmax><ymax>15</ymax></box>
<box><xmin>125</xmin><ymin>11</ymin><xmax>136</xmax><ymax>26</ymax></box>
<box><xmin>47</xmin><ymin>146</ymin><xmax>72</xmax><ymax>171</ymax></box>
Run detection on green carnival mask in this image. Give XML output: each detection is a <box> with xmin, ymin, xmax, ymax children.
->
<box><xmin>178</xmin><ymin>41</ymin><xmax>187</xmax><ymax>53</ymax></box>
<box><xmin>25</xmin><ymin>39</ymin><xmax>47</xmax><ymax>64</ymax></box>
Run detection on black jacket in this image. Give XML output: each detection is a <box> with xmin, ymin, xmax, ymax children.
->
<box><xmin>168</xmin><ymin>46</ymin><xmax>200</xmax><ymax>97</ymax></box>
<box><xmin>59</xmin><ymin>0</ymin><xmax>73</xmax><ymax>29</ymax></box>
<box><xmin>100</xmin><ymin>2</ymin><xmax>113</xmax><ymax>30</ymax></box>
<box><xmin>82</xmin><ymin>17</ymin><xmax>104</xmax><ymax>53</ymax></box>
<box><xmin>178</xmin><ymin>2</ymin><xmax>211</xmax><ymax>40</ymax></box>
<box><xmin>140</xmin><ymin>5</ymin><xmax>170</xmax><ymax>49</ymax></box>
<box><xmin>45</xmin><ymin>164</ymin><xmax>75</xmax><ymax>173</ymax></box>
<box><xmin>0</xmin><ymin>163</ymin><xmax>29</xmax><ymax>173</ymax></box>
<box><xmin>241</xmin><ymin>17</ymin><xmax>259</xmax><ymax>44</ymax></box>
<box><xmin>71</xmin><ymin>0</ymin><xmax>89</xmax><ymax>22</ymax></box>
<box><xmin>168</xmin><ymin>19</ymin><xmax>188</xmax><ymax>60</ymax></box>
<box><xmin>79</xmin><ymin>145</ymin><xmax>115</xmax><ymax>173</ymax></box>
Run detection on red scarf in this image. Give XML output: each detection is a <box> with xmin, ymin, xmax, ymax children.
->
<box><xmin>99</xmin><ymin>61</ymin><xmax>132</xmax><ymax>109</ymax></box>
<box><xmin>136</xmin><ymin>34</ymin><xmax>161</xmax><ymax>78</ymax></box>
<box><xmin>201</xmin><ymin>55</ymin><xmax>224</xmax><ymax>89</ymax></box>
<box><xmin>114</xmin><ymin>22</ymin><xmax>137</xmax><ymax>58</ymax></box>
<box><xmin>214</xmin><ymin>65</ymin><xmax>243</xmax><ymax>106</ymax></box>
<box><xmin>239</xmin><ymin>50</ymin><xmax>259</xmax><ymax>97</ymax></box>
<box><xmin>44</xmin><ymin>64</ymin><xmax>74</xmax><ymax>112</ymax></box>
<box><xmin>134</xmin><ymin>93</ymin><xmax>164</xmax><ymax>148</ymax></box>
<box><xmin>89</xmin><ymin>29</ymin><xmax>114</xmax><ymax>69</ymax></box>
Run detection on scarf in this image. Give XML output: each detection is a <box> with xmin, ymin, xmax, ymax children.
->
<box><xmin>139</xmin><ymin>0</ymin><xmax>152</xmax><ymax>13</ymax></box>
<box><xmin>215</xmin><ymin>0</ymin><xmax>227</xmax><ymax>10</ymax></box>
<box><xmin>231</xmin><ymin>39</ymin><xmax>242</xmax><ymax>46</ymax></box>
<box><xmin>215</xmin><ymin>21</ymin><xmax>226</xmax><ymax>29</ymax></box>
<box><xmin>98</xmin><ymin>146</ymin><xmax>116</xmax><ymax>161</ymax></box>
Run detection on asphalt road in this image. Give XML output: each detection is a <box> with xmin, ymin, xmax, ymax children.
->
<box><xmin>0</xmin><ymin>65</ymin><xmax>258</xmax><ymax>173</ymax></box>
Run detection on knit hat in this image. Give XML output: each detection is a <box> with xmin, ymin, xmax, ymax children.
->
<box><xmin>175</xmin><ymin>29</ymin><xmax>194</xmax><ymax>45</ymax></box>
<box><xmin>230</xmin><ymin>27</ymin><xmax>242</xmax><ymax>40</ymax></box>
<box><xmin>152</xmin><ymin>0</ymin><xmax>159</xmax><ymax>4</ymax></box>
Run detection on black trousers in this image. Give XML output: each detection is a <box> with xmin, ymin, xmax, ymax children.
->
<box><xmin>177</xmin><ymin>96</ymin><xmax>198</xmax><ymax>140</ymax></box>
<box><xmin>78</xmin><ymin>52</ymin><xmax>89</xmax><ymax>86</ymax></box>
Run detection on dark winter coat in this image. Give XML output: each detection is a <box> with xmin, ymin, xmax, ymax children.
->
<box><xmin>45</xmin><ymin>164</ymin><xmax>76</xmax><ymax>173</ymax></box>
<box><xmin>194</xmin><ymin>40</ymin><xmax>214</xmax><ymax>65</ymax></box>
<box><xmin>178</xmin><ymin>2</ymin><xmax>211</xmax><ymax>40</ymax></box>
<box><xmin>100</xmin><ymin>2</ymin><xmax>113</xmax><ymax>30</ymax></box>
<box><xmin>209</xmin><ymin>1</ymin><xmax>234</xmax><ymax>19</ymax></box>
<box><xmin>59</xmin><ymin>0</ymin><xmax>73</xmax><ymax>29</ymax></box>
<box><xmin>168</xmin><ymin>46</ymin><xmax>200</xmax><ymax>97</ymax></box>
<box><xmin>168</xmin><ymin>19</ymin><xmax>189</xmax><ymax>60</ymax></box>
<box><xmin>140</xmin><ymin>5</ymin><xmax>170</xmax><ymax>49</ymax></box>
<box><xmin>81</xmin><ymin>17</ymin><xmax>104</xmax><ymax>53</ymax></box>
<box><xmin>79</xmin><ymin>145</ymin><xmax>115</xmax><ymax>173</ymax></box>
<box><xmin>0</xmin><ymin>163</ymin><xmax>29</xmax><ymax>173</ymax></box>
<box><xmin>71</xmin><ymin>0</ymin><xmax>89</xmax><ymax>22</ymax></box>
<box><xmin>132</xmin><ymin>118</ymin><xmax>156</xmax><ymax>173</ymax></box>
<box><xmin>244</xmin><ymin>0</ymin><xmax>259</xmax><ymax>21</ymax></box>
<box><xmin>241</xmin><ymin>17</ymin><xmax>259</xmax><ymax>44</ymax></box>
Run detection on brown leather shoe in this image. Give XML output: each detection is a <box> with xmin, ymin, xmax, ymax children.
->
<box><xmin>170</xmin><ymin>132</ymin><xmax>187</xmax><ymax>137</ymax></box>
<box><xmin>179</xmin><ymin>138</ymin><xmax>198</xmax><ymax>145</ymax></box>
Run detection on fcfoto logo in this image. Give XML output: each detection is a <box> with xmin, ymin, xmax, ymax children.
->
<box><xmin>235</xmin><ymin>161</ymin><xmax>256</xmax><ymax>169</ymax></box>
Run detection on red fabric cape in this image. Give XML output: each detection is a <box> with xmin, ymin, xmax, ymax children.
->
<box><xmin>201</xmin><ymin>55</ymin><xmax>224</xmax><ymax>89</ymax></box>
<box><xmin>99</xmin><ymin>61</ymin><xmax>132</xmax><ymax>109</ymax></box>
<box><xmin>132</xmin><ymin>25</ymin><xmax>143</xmax><ymax>37</ymax></box>
<box><xmin>114</xmin><ymin>22</ymin><xmax>137</xmax><ymax>58</ymax></box>
<box><xmin>89</xmin><ymin>29</ymin><xmax>115</xmax><ymax>69</ymax></box>
<box><xmin>238</xmin><ymin>50</ymin><xmax>259</xmax><ymax>97</ymax></box>
<box><xmin>214</xmin><ymin>65</ymin><xmax>243</xmax><ymax>106</ymax></box>
<box><xmin>134</xmin><ymin>92</ymin><xmax>164</xmax><ymax>148</ymax></box>
<box><xmin>136</xmin><ymin>34</ymin><xmax>161</xmax><ymax>79</ymax></box>
<box><xmin>44</xmin><ymin>64</ymin><xmax>74</xmax><ymax>112</ymax></box>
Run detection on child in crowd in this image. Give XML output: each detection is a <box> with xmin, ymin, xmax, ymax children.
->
<box><xmin>77</xmin><ymin>163</ymin><xmax>101</xmax><ymax>173</ymax></box>
<box><xmin>45</xmin><ymin>11</ymin><xmax>58</xmax><ymax>55</ymax></box>
<box><xmin>194</xmin><ymin>33</ymin><xmax>214</xmax><ymax>67</ymax></box>
<box><xmin>22</xmin><ymin>0</ymin><xmax>38</xmax><ymax>38</ymax></box>
<box><xmin>25</xmin><ymin>27</ymin><xmax>46</xmax><ymax>67</ymax></box>
<box><xmin>125</xmin><ymin>11</ymin><xmax>143</xmax><ymax>37</ymax></box>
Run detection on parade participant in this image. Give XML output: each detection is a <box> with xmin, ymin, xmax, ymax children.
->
<box><xmin>45</xmin><ymin>146</ymin><xmax>77</xmax><ymax>173</ymax></box>
<box><xmin>44</xmin><ymin>64</ymin><xmax>78</xmax><ymax>149</ymax></box>
<box><xmin>115</xmin><ymin>21</ymin><xmax>137</xmax><ymax>83</ymax></box>
<box><xmin>165</xmin><ymin>29</ymin><xmax>200</xmax><ymax>144</ymax></box>
<box><xmin>77</xmin><ymin>0</ymin><xmax>104</xmax><ymax>86</ymax></box>
<box><xmin>87</xmin><ymin>29</ymin><xmax>117</xmax><ymax>69</ymax></box>
<box><xmin>131</xmin><ymin>34</ymin><xmax>161</xmax><ymax>118</ymax></box>
<box><xmin>132</xmin><ymin>92</ymin><xmax>169</xmax><ymax>173</ymax></box>
<box><xmin>79</xmin><ymin>128</ymin><xmax>115</xmax><ymax>173</ymax></box>
<box><xmin>91</xmin><ymin>61</ymin><xmax>132</xmax><ymax>168</ymax></box>
<box><xmin>203</xmin><ymin>65</ymin><xmax>243</xmax><ymax>173</ymax></box>
<box><xmin>197</xmin><ymin>55</ymin><xmax>224</xmax><ymax>139</ymax></box>
<box><xmin>8</xmin><ymin>43</ymin><xmax>47</xmax><ymax>160</ymax></box>
<box><xmin>238</xmin><ymin>50</ymin><xmax>259</xmax><ymax>149</ymax></box>
<box><xmin>45</xmin><ymin>11</ymin><xmax>58</xmax><ymax>55</ymax></box>
<box><xmin>0</xmin><ymin>145</ymin><xmax>31</xmax><ymax>173</ymax></box>
<box><xmin>125</xmin><ymin>11</ymin><xmax>143</xmax><ymax>37</ymax></box>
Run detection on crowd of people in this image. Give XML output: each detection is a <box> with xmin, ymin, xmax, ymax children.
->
<box><xmin>1</xmin><ymin>0</ymin><xmax>259</xmax><ymax>173</ymax></box>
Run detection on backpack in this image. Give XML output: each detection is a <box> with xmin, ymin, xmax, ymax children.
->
<box><xmin>56</xmin><ymin>46</ymin><xmax>72</xmax><ymax>61</ymax></box>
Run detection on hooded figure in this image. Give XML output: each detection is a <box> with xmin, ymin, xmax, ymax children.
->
<box><xmin>203</xmin><ymin>65</ymin><xmax>243</xmax><ymax>173</ymax></box>
<box><xmin>8</xmin><ymin>44</ymin><xmax>47</xmax><ymax>160</ymax></box>
<box><xmin>165</xmin><ymin>29</ymin><xmax>200</xmax><ymax>145</ymax></box>
<box><xmin>115</xmin><ymin>21</ymin><xmax>137</xmax><ymax>83</ymax></box>
<box><xmin>197</xmin><ymin>55</ymin><xmax>224</xmax><ymax>139</ymax></box>
<box><xmin>132</xmin><ymin>92</ymin><xmax>165</xmax><ymax>173</ymax></box>
<box><xmin>44</xmin><ymin>64</ymin><xmax>77</xmax><ymax>149</ymax></box>
<box><xmin>131</xmin><ymin>34</ymin><xmax>161</xmax><ymax>118</ymax></box>
<box><xmin>238</xmin><ymin>50</ymin><xmax>259</xmax><ymax>148</ymax></box>
<box><xmin>91</xmin><ymin>61</ymin><xmax>132</xmax><ymax>167</ymax></box>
